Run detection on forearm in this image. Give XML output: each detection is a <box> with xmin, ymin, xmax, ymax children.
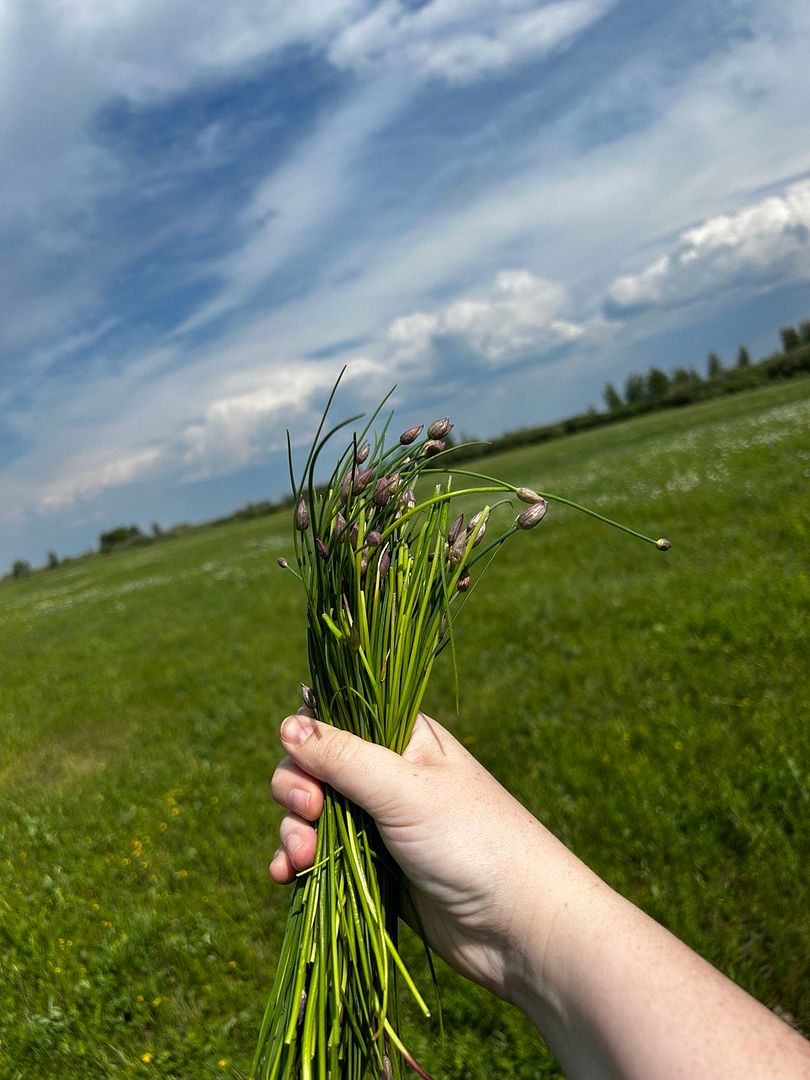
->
<box><xmin>506</xmin><ymin>827</ymin><xmax>810</xmax><ymax>1080</ymax></box>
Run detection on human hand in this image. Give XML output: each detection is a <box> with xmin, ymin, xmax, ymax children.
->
<box><xmin>269</xmin><ymin>708</ymin><xmax>565</xmax><ymax>1003</ymax></box>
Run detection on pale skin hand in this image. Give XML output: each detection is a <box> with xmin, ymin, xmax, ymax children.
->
<box><xmin>270</xmin><ymin>710</ymin><xmax>810</xmax><ymax>1080</ymax></box>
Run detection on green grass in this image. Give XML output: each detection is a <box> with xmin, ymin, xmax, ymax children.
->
<box><xmin>1</xmin><ymin>377</ymin><xmax>808</xmax><ymax>1078</ymax></box>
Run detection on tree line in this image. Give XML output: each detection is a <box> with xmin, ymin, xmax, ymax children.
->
<box><xmin>5</xmin><ymin>319</ymin><xmax>810</xmax><ymax>579</ymax></box>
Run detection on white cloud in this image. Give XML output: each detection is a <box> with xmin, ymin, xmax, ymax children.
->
<box><xmin>388</xmin><ymin>269</ymin><xmax>586</xmax><ymax>365</ymax></box>
<box><xmin>37</xmin><ymin>446</ymin><xmax>166</xmax><ymax>513</ymax></box>
<box><xmin>605</xmin><ymin>179</ymin><xmax>810</xmax><ymax>315</ymax></box>
<box><xmin>329</xmin><ymin>0</ymin><xmax>615</xmax><ymax>85</ymax></box>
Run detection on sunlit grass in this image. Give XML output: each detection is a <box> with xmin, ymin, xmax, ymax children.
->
<box><xmin>1</xmin><ymin>377</ymin><xmax>808</xmax><ymax>1078</ymax></box>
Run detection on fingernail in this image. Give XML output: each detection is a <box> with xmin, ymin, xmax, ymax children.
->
<box><xmin>290</xmin><ymin>788</ymin><xmax>310</xmax><ymax>816</ymax></box>
<box><xmin>281</xmin><ymin>715</ymin><xmax>314</xmax><ymax>747</ymax></box>
<box><xmin>286</xmin><ymin>833</ymin><xmax>302</xmax><ymax>858</ymax></box>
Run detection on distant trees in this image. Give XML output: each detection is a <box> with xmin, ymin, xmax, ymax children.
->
<box><xmin>99</xmin><ymin>524</ymin><xmax>146</xmax><ymax>554</ymax></box>
<box><xmin>706</xmin><ymin>351</ymin><xmax>724</xmax><ymax>378</ymax></box>
<box><xmin>624</xmin><ymin>373</ymin><xmax>646</xmax><ymax>405</ymax></box>
<box><xmin>603</xmin><ymin>383</ymin><xmax>623</xmax><ymax>412</ymax></box>
<box><xmin>736</xmin><ymin>345</ymin><xmax>751</xmax><ymax>368</ymax></box>
<box><xmin>46</xmin><ymin>551</ymin><xmax>60</xmax><ymax>569</ymax></box>
<box><xmin>780</xmin><ymin>326</ymin><xmax>801</xmax><ymax>351</ymax></box>
<box><xmin>645</xmin><ymin>367</ymin><xmax>670</xmax><ymax>400</ymax></box>
<box><xmin>12</xmin><ymin>559</ymin><xmax>31</xmax><ymax>579</ymax></box>
<box><xmin>799</xmin><ymin>321</ymin><xmax>810</xmax><ymax>346</ymax></box>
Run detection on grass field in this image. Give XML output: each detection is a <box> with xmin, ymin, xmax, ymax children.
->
<box><xmin>1</xmin><ymin>377</ymin><xmax>809</xmax><ymax>1079</ymax></box>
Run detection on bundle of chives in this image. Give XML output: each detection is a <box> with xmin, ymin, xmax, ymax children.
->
<box><xmin>252</xmin><ymin>375</ymin><xmax>670</xmax><ymax>1080</ymax></box>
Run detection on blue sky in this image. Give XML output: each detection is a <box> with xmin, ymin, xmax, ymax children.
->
<box><xmin>2</xmin><ymin>0</ymin><xmax>809</xmax><ymax>568</ymax></box>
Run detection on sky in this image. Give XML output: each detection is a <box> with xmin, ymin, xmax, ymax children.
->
<box><xmin>1</xmin><ymin>0</ymin><xmax>809</xmax><ymax>569</ymax></box>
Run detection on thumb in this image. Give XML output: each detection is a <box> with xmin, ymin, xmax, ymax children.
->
<box><xmin>279</xmin><ymin>713</ymin><xmax>411</xmax><ymax>818</ymax></box>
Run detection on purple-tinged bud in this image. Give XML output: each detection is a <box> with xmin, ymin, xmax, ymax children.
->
<box><xmin>295</xmin><ymin>498</ymin><xmax>309</xmax><ymax>531</ymax></box>
<box><xmin>353</xmin><ymin>467</ymin><xmax>374</xmax><ymax>494</ymax></box>
<box><xmin>422</xmin><ymin>439</ymin><xmax>445</xmax><ymax>457</ymax></box>
<box><xmin>381</xmin><ymin>1053</ymin><xmax>393</xmax><ymax>1080</ymax></box>
<box><xmin>401</xmin><ymin>487</ymin><xmax>416</xmax><ymax>511</ymax></box>
<box><xmin>355</xmin><ymin>441</ymin><xmax>370</xmax><ymax>464</ymax></box>
<box><xmin>340</xmin><ymin>470</ymin><xmax>355</xmax><ymax>502</ymax></box>
<box><xmin>349</xmin><ymin>522</ymin><xmax>360</xmax><ymax>548</ymax></box>
<box><xmin>371</xmin><ymin>476</ymin><xmax>391</xmax><ymax>507</ymax></box>
<box><xmin>427</xmin><ymin>416</ymin><xmax>453</xmax><ymax>440</ymax></box>
<box><xmin>300</xmin><ymin>683</ymin><xmax>317</xmax><ymax>712</ymax></box>
<box><xmin>366</xmin><ymin>530</ymin><xmax>382</xmax><ymax>547</ymax></box>
<box><xmin>399</xmin><ymin>425</ymin><xmax>423</xmax><ymax>445</ymax></box>
<box><xmin>378</xmin><ymin>546</ymin><xmax>391</xmax><ymax>579</ymax></box>
<box><xmin>517</xmin><ymin>498</ymin><xmax>549</xmax><ymax>530</ymax></box>
<box><xmin>332</xmin><ymin>512</ymin><xmax>348</xmax><ymax>542</ymax></box>
<box><xmin>516</xmin><ymin>486</ymin><xmax>543</xmax><ymax>504</ymax></box>
<box><xmin>315</xmin><ymin>538</ymin><xmax>329</xmax><ymax>560</ymax></box>
<box><xmin>457</xmin><ymin>571</ymin><xmax>471</xmax><ymax>593</ymax></box>
<box><xmin>448</xmin><ymin>513</ymin><xmax>464</xmax><ymax>545</ymax></box>
<box><xmin>656</xmin><ymin>537</ymin><xmax>672</xmax><ymax>551</ymax></box>
<box><xmin>276</xmin><ymin>556</ymin><xmax>288</xmax><ymax>568</ymax></box>
<box><xmin>387</xmin><ymin>471</ymin><xmax>401</xmax><ymax>493</ymax></box>
<box><xmin>297</xmin><ymin>989</ymin><xmax>308</xmax><ymax>1025</ymax></box>
<box><xmin>467</xmin><ymin>510</ymin><xmax>489</xmax><ymax>547</ymax></box>
<box><xmin>447</xmin><ymin>531</ymin><xmax>467</xmax><ymax>565</ymax></box>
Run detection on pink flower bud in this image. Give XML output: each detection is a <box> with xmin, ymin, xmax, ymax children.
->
<box><xmin>355</xmin><ymin>441</ymin><xmax>370</xmax><ymax>464</ymax></box>
<box><xmin>447</xmin><ymin>531</ymin><xmax>466</xmax><ymax>564</ymax></box>
<box><xmin>315</xmin><ymin>538</ymin><xmax>329</xmax><ymax>560</ymax></box>
<box><xmin>371</xmin><ymin>476</ymin><xmax>391</xmax><ymax>507</ymax></box>
<box><xmin>276</xmin><ymin>556</ymin><xmax>288</xmax><ymax>568</ymax></box>
<box><xmin>295</xmin><ymin>498</ymin><xmax>309</xmax><ymax>531</ymax></box>
<box><xmin>332</xmin><ymin>512</ymin><xmax>348</xmax><ymax>541</ymax></box>
<box><xmin>399</xmin><ymin>425</ymin><xmax>423</xmax><ymax>445</ymax></box>
<box><xmin>517</xmin><ymin>499</ymin><xmax>548</xmax><ymax>529</ymax></box>
<box><xmin>427</xmin><ymin>416</ymin><xmax>453</xmax><ymax>439</ymax></box>
<box><xmin>353</xmin><ymin>467</ymin><xmax>374</xmax><ymax>494</ymax></box>
<box><xmin>378</xmin><ymin>547</ymin><xmax>391</xmax><ymax>579</ymax></box>
<box><xmin>457</xmin><ymin>572</ymin><xmax>471</xmax><ymax>592</ymax></box>
<box><xmin>467</xmin><ymin>510</ymin><xmax>489</xmax><ymax>547</ymax></box>
<box><xmin>448</xmin><ymin>513</ymin><xmax>464</xmax><ymax>544</ymax></box>
<box><xmin>422</xmin><ymin>439</ymin><xmax>445</xmax><ymax>457</ymax></box>
<box><xmin>300</xmin><ymin>683</ymin><xmax>317</xmax><ymax>712</ymax></box>
<box><xmin>365</xmin><ymin>531</ymin><xmax>382</xmax><ymax>547</ymax></box>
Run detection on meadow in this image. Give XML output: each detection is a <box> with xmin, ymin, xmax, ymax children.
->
<box><xmin>1</xmin><ymin>377</ymin><xmax>808</xmax><ymax>1079</ymax></box>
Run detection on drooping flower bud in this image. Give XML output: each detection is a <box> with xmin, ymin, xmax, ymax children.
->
<box><xmin>457</xmin><ymin>571</ymin><xmax>471</xmax><ymax>592</ymax></box>
<box><xmin>516</xmin><ymin>486</ymin><xmax>543</xmax><ymax>504</ymax></box>
<box><xmin>315</xmin><ymin>538</ymin><xmax>330</xmax><ymax>560</ymax></box>
<box><xmin>517</xmin><ymin>498</ymin><xmax>549</xmax><ymax>529</ymax></box>
<box><xmin>448</xmin><ymin>513</ymin><xmax>465</xmax><ymax>544</ymax></box>
<box><xmin>656</xmin><ymin>537</ymin><xmax>672</xmax><ymax>551</ymax></box>
<box><xmin>300</xmin><ymin>683</ymin><xmax>317</xmax><ymax>712</ymax></box>
<box><xmin>332</xmin><ymin>512</ymin><xmax>348</xmax><ymax>542</ymax></box>
<box><xmin>355</xmin><ymin>441</ymin><xmax>370</xmax><ymax>464</ymax></box>
<box><xmin>349</xmin><ymin>522</ymin><xmax>360</xmax><ymax>548</ymax></box>
<box><xmin>353</xmin><ymin>467</ymin><xmax>374</xmax><ymax>494</ymax></box>
<box><xmin>427</xmin><ymin>416</ymin><xmax>453</xmax><ymax>440</ymax></box>
<box><xmin>467</xmin><ymin>509</ymin><xmax>489</xmax><ymax>547</ymax></box>
<box><xmin>378</xmin><ymin>546</ymin><xmax>391</xmax><ymax>579</ymax></box>
<box><xmin>401</xmin><ymin>487</ymin><xmax>416</xmax><ymax>511</ymax></box>
<box><xmin>340</xmin><ymin>470</ymin><xmax>355</xmax><ymax>502</ymax></box>
<box><xmin>447</xmin><ymin>531</ymin><xmax>467</xmax><ymax>564</ymax></box>
<box><xmin>366</xmin><ymin>531</ymin><xmax>382</xmax><ymax>547</ymax></box>
<box><xmin>422</xmin><ymin>439</ymin><xmax>445</xmax><ymax>457</ymax></box>
<box><xmin>399</xmin><ymin>425</ymin><xmax>423</xmax><ymax>445</ymax></box>
<box><xmin>276</xmin><ymin>556</ymin><xmax>288</xmax><ymax>568</ymax></box>
<box><xmin>295</xmin><ymin>498</ymin><xmax>309</xmax><ymax>531</ymax></box>
<box><xmin>371</xmin><ymin>476</ymin><xmax>391</xmax><ymax>507</ymax></box>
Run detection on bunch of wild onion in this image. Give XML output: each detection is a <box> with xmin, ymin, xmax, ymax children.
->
<box><xmin>252</xmin><ymin>380</ymin><xmax>670</xmax><ymax>1080</ymax></box>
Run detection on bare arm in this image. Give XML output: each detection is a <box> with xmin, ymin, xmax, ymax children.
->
<box><xmin>270</xmin><ymin>710</ymin><xmax>810</xmax><ymax>1080</ymax></box>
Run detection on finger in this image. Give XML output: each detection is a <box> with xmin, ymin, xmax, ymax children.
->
<box><xmin>279</xmin><ymin>812</ymin><xmax>318</xmax><ymax>872</ymax></box>
<box><xmin>271</xmin><ymin>756</ymin><xmax>324</xmax><ymax>821</ymax></box>
<box><xmin>269</xmin><ymin>846</ymin><xmax>296</xmax><ymax>885</ymax></box>
<box><xmin>279</xmin><ymin>714</ymin><xmax>418</xmax><ymax>820</ymax></box>
<box><xmin>401</xmin><ymin>711</ymin><xmax>461</xmax><ymax>766</ymax></box>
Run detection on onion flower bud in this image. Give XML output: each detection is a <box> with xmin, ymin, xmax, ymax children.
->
<box><xmin>353</xmin><ymin>467</ymin><xmax>374</xmax><ymax>494</ymax></box>
<box><xmin>332</xmin><ymin>512</ymin><xmax>348</xmax><ymax>542</ymax></box>
<box><xmin>401</xmin><ymin>487</ymin><xmax>416</xmax><ymax>511</ymax></box>
<box><xmin>457</xmin><ymin>572</ymin><xmax>471</xmax><ymax>592</ymax></box>
<box><xmin>315</xmin><ymin>538</ymin><xmax>330</xmax><ymax>560</ymax></box>
<box><xmin>300</xmin><ymin>683</ymin><xmax>317</xmax><ymax>712</ymax></box>
<box><xmin>447</xmin><ymin>531</ymin><xmax>467</xmax><ymax>564</ymax></box>
<box><xmin>371</xmin><ymin>476</ymin><xmax>392</xmax><ymax>507</ymax></box>
<box><xmin>355</xmin><ymin>441</ymin><xmax>370</xmax><ymax>464</ymax></box>
<box><xmin>467</xmin><ymin>510</ymin><xmax>489</xmax><ymax>547</ymax></box>
<box><xmin>517</xmin><ymin>499</ymin><xmax>548</xmax><ymax>529</ymax></box>
<box><xmin>276</xmin><ymin>556</ymin><xmax>288</xmax><ymax>568</ymax></box>
<box><xmin>427</xmin><ymin>416</ymin><xmax>453</xmax><ymax>439</ymax></box>
<box><xmin>295</xmin><ymin>498</ymin><xmax>309</xmax><ymax>531</ymax></box>
<box><xmin>399</xmin><ymin>425</ymin><xmax>423</xmax><ymax>445</ymax></box>
<box><xmin>448</xmin><ymin>513</ymin><xmax>465</xmax><ymax>544</ymax></box>
<box><xmin>656</xmin><ymin>537</ymin><xmax>672</xmax><ymax>551</ymax></box>
<box><xmin>422</xmin><ymin>439</ymin><xmax>445</xmax><ymax>457</ymax></box>
<box><xmin>365</xmin><ymin>531</ymin><xmax>382</xmax><ymax>548</ymax></box>
<box><xmin>516</xmin><ymin>486</ymin><xmax>543</xmax><ymax>504</ymax></box>
<box><xmin>378</xmin><ymin>547</ymin><xmax>391</xmax><ymax>579</ymax></box>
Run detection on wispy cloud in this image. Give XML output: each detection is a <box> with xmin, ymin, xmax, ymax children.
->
<box><xmin>605</xmin><ymin>179</ymin><xmax>810</xmax><ymax>317</ymax></box>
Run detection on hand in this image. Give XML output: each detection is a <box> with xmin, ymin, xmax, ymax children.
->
<box><xmin>269</xmin><ymin>708</ymin><xmax>562</xmax><ymax>1002</ymax></box>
